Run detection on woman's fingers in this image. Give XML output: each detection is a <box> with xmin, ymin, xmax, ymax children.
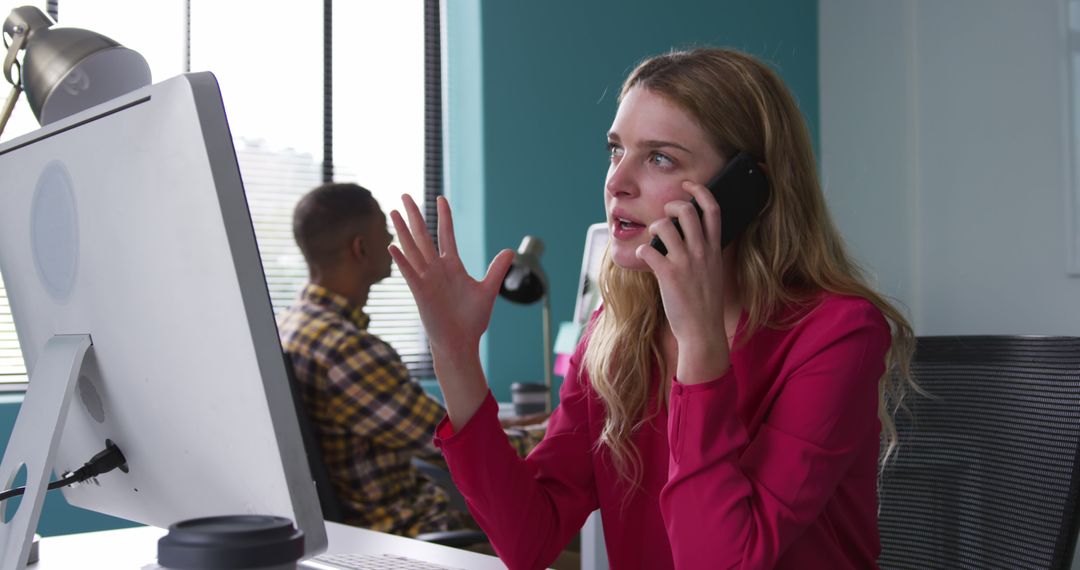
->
<box><xmin>402</xmin><ymin>194</ymin><xmax>437</xmax><ymax>263</ymax></box>
<box><xmin>388</xmin><ymin>244</ymin><xmax>421</xmax><ymax>287</ymax></box>
<box><xmin>635</xmin><ymin>242</ymin><xmax>667</xmax><ymax>274</ymax></box>
<box><xmin>482</xmin><ymin>249</ymin><xmax>516</xmax><ymax>298</ymax></box>
<box><xmin>680</xmin><ymin>180</ymin><xmax>722</xmax><ymax>247</ymax></box>
<box><xmin>389</xmin><ymin>208</ymin><xmax>425</xmax><ymax>268</ymax></box>
<box><xmin>649</xmin><ymin>216</ymin><xmax>686</xmax><ymax>261</ymax></box>
<box><xmin>663</xmin><ymin>200</ymin><xmax>705</xmax><ymax>258</ymax></box>
<box><xmin>436</xmin><ymin>196</ymin><xmax>459</xmax><ymax>258</ymax></box>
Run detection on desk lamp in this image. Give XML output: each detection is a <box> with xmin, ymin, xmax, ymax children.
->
<box><xmin>499</xmin><ymin>236</ymin><xmax>553</xmax><ymax>412</ymax></box>
<box><xmin>1</xmin><ymin>5</ymin><xmax>150</xmax><ymax>137</ymax></box>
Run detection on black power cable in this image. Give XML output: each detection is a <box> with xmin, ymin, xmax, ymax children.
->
<box><xmin>0</xmin><ymin>440</ymin><xmax>127</xmax><ymax>502</ymax></box>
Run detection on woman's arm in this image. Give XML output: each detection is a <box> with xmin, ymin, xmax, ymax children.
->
<box><xmin>660</xmin><ymin>299</ymin><xmax>890</xmax><ymax>568</ymax></box>
<box><xmin>388</xmin><ymin>195</ymin><xmax>513</xmax><ymax>429</ymax></box>
<box><xmin>390</xmin><ymin>195</ymin><xmax>598</xmax><ymax>569</ymax></box>
<box><xmin>436</xmin><ymin>344</ymin><xmax>599</xmax><ymax>570</ymax></box>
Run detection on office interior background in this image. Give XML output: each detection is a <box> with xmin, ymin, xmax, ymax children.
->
<box><xmin>0</xmin><ymin>0</ymin><xmax>1076</xmax><ymax>542</ymax></box>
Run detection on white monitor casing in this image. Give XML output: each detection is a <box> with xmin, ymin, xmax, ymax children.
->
<box><xmin>572</xmin><ymin>223</ymin><xmax>610</xmax><ymax>327</ymax></box>
<box><xmin>0</xmin><ymin>73</ymin><xmax>327</xmax><ymax>558</ymax></box>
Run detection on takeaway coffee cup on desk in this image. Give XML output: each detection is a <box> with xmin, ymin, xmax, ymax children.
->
<box><xmin>511</xmin><ymin>382</ymin><xmax>548</xmax><ymax>416</ymax></box>
<box><xmin>150</xmin><ymin>515</ymin><xmax>304</xmax><ymax>570</ymax></box>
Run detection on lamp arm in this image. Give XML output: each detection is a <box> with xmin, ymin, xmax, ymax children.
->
<box><xmin>1</xmin><ymin>6</ymin><xmax>54</xmax><ymax>126</ymax></box>
<box><xmin>0</xmin><ymin>10</ymin><xmax>30</xmax><ymax>138</ymax></box>
<box><xmin>3</xmin><ymin>29</ymin><xmax>25</xmax><ymax>87</ymax></box>
<box><xmin>0</xmin><ymin>83</ymin><xmax>21</xmax><ymax>136</ymax></box>
<box><xmin>542</xmin><ymin>294</ymin><xmax>553</xmax><ymax>413</ymax></box>
<box><xmin>2</xmin><ymin>5</ymin><xmax>49</xmax><ymax>87</ymax></box>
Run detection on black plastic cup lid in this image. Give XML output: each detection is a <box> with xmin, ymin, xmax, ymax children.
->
<box><xmin>157</xmin><ymin>515</ymin><xmax>304</xmax><ymax>569</ymax></box>
<box><xmin>511</xmin><ymin>382</ymin><xmax>547</xmax><ymax>393</ymax></box>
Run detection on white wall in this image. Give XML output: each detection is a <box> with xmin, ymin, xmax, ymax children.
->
<box><xmin>821</xmin><ymin>0</ymin><xmax>1080</xmax><ymax>336</ymax></box>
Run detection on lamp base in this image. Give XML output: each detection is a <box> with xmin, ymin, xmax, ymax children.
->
<box><xmin>511</xmin><ymin>382</ymin><xmax>549</xmax><ymax>417</ymax></box>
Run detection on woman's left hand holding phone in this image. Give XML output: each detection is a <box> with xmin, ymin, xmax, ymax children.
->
<box><xmin>389</xmin><ymin>195</ymin><xmax>515</xmax><ymax>430</ymax></box>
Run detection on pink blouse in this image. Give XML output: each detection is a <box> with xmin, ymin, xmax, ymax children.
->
<box><xmin>435</xmin><ymin>294</ymin><xmax>891</xmax><ymax>569</ymax></box>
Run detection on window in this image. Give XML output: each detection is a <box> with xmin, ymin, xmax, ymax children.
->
<box><xmin>332</xmin><ymin>0</ymin><xmax>437</xmax><ymax>378</ymax></box>
<box><xmin>188</xmin><ymin>0</ymin><xmax>324</xmax><ymax>317</ymax></box>
<box><xmin>0</xmin><ymin>280</ymin><xmax>23</xmax><ymax>383</ymax></box>
<box><xmin>0</xmin><ymin>0</ymin><xmax>439</xmax><ymax>384</ymax></box>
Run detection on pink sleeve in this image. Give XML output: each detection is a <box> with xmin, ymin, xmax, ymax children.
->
<box><xmin>434</xmin><ymin>347</ymin><xmax>598</xmax><ymax>570</ymax></box>
<box><xmin>660</xmin><ymin>301</ymin><xmax>891</xmax><ymax>569</ymax></box>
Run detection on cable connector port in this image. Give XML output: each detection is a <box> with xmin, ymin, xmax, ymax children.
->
<box><xmin>63</xmin><ymin>439</ymin><xmax>128</xmax><ymax>485</ymax></box>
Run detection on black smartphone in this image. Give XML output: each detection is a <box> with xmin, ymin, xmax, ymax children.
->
<box><xmin>650</xmin><ymin>151</ymin><xmax>770</xmax><ymax>255</ymax></box>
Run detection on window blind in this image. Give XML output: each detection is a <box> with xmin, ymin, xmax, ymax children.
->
<box><xmin>0</xmin><ymin>0</ymin><xmax>440</xmax><ymax>385</ymax></box>
<box><xmin>235</xmin><ymin>140</ymin><xmax>321</xmax><ymax>312</ymax></box>
<box><xmin>0</xmin><ymin>277</ymin><xmax>26</xmax><ymax>384</ymax></box>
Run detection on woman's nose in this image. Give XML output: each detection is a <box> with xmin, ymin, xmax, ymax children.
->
<box><xmin>605</xmin><ymin>161</ymin><xmax>639</xmax><ymax>198</ymax></box>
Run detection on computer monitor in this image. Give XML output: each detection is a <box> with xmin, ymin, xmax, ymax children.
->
<box><xmin>0</xmin><ymin>73</ymin><xmax>327</xmax><ymax>560</ymax></box>
<box><xmin>553</xmin><ymin>223</ymin><xmax>608</xmax><ymax>378</ymax></box>
<box><xmin>572</xmin><ymin>223</ymin><xmax>609</xmax><ymax>327</ymax></box>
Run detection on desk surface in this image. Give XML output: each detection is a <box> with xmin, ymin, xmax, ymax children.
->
<box><xmin>32</xmin><ymin>521</ymin><xmax>508</xmax><ymax>569</ymax></box>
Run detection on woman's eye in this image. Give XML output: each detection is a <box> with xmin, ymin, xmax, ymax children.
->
<box><xmin>649</xmin><ymin>152</ymin><xmax>674</xmax><ymax>167</ymax></box>
<box><xmin>607</xmin><ymin>143</ymin><xmax>624</xmax><ymax>159</ymax></box>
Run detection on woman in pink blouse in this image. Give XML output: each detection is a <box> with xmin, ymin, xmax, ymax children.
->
<box><xmin>388</xmin><ymin>47</ymin><xmax>917</xmax><ymax>569</ymax></box>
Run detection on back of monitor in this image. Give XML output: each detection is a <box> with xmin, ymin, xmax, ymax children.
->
<box><xmin>0</xmin><ymin>73</ymin><xmax>326</xmax><ymax>556</ymax></box>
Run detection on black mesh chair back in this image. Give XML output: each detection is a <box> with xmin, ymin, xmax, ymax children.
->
<box><xmin>879</xmin><ymin>336</ymin><xmax>1080</xmax><ymax>569</ymax></box>
<box><xmin>282</xmin><ymin>352</ymin><xmax>345</xmax><ymax>523</ymax></box>
<box><xmin>281</xmin><ymin>352</ymin><xmax>487</xmax><ymax>547</ymax></box>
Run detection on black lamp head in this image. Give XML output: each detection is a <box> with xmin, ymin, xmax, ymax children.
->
<box><xmin>499</xmin><ymin>235</ymin><xmax>547</xmax><ymax>305</ymax></box>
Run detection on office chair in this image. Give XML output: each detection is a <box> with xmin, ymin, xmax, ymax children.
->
<box><xmin>283</xmin><ymin>353</ymin><xmax>346</xmax><ymax>524</ymax></box>
<box><xmin>878</xmin><ymin>336</ymin><xmax>1080</xmax><ymax>570</ymax></box>
<box><xmin>281</xmin><ymin>354</ymin><xmax>487</xmax><ymax>548</ymax></box>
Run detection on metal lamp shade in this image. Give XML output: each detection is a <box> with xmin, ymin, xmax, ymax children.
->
<box><xmin>500</xmin><ymin>236</ymin><xmax>547</xmax><ymax>304</ymax></box>
<box><xmin>22</xmin><ymin>26</ymin><xmax>150</xmax><ymax>125</ymax></box>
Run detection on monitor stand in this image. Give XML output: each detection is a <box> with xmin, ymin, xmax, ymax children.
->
<box><xmin>0</xmin><ymin>334</ymin><xmax>91</xmax><ymax>570</ymax></box>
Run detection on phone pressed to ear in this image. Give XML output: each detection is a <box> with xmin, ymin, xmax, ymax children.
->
<box><xmin>650</xmin><ymin>151</ymin><xmax>770</xmax><ymax>255</ymax></box>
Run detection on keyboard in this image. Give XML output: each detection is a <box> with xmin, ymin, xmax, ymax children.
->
<box><xmin>302</xmin><ymin>552</ymin><xmax>464</xmax><ymax>570</ymax></box>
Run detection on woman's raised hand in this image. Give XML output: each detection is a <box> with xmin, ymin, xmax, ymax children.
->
<box><xmin>389</xmin><ymin>195</ymin><xmax>514</xmax><ymax>427</ymax></box>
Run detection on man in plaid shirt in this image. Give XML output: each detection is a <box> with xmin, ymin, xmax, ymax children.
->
<box><xmin>278</xmin><ymin>183</ymin><xmax>541</xmax><ymax>537</ymax></box>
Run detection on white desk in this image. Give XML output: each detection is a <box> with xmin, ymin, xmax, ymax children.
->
<box><xmin>32</xmin><ymin>521</ymin><xmax>508</xmax><ymax>569</ymax></box>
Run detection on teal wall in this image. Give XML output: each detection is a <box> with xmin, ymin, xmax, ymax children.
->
<box><xmin>447</xmin><ymin>0</ymin><xmax>820</xmax><ymax>401</ymax></box>
<box><xmin>0</xmin><ymin>395</ymin><xmax>140</xmax><ymax>536</ymax></box>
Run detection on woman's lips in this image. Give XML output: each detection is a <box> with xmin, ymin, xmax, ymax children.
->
<box><xmin>611</xmin><ymin>213</ymin><xmax>647</xmax><ymax>240</ymax></box>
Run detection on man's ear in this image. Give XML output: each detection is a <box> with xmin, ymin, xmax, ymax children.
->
<box><xmin>350</xmin><ymin>234</ymin><xmax>367</xmax><ymax>260</ymax></box>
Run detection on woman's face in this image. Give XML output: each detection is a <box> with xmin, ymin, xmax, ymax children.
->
<box><xmin>605</xmin><ymin>86</ymin><xmax>726</xmax><ymax>271</ymax></box>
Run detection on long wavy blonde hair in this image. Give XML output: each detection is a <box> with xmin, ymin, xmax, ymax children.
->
<box><xmin>583</xmin><ymin>47</ymin><xmax>917</xmax><ymax>489</ymax></box>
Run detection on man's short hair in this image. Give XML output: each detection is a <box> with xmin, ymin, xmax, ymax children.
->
<box><xmin>293</xmin><ymin>182</ymin><xmax>379</xmax><ymax>268</ymax></box>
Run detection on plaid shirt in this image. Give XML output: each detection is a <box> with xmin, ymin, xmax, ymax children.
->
<box><xmin>277</xmin><ymin>284</ymin><xmax>466</xmax><ymax>536</ymax></box>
